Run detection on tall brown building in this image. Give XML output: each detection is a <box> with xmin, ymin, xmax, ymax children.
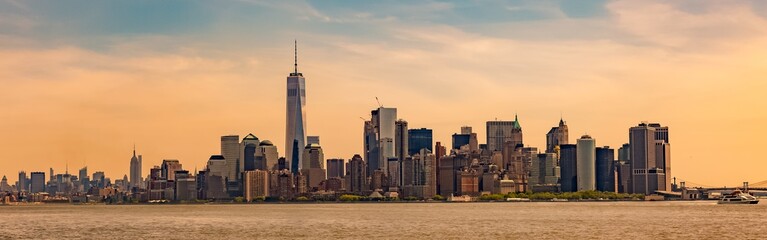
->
<box><xmin>546</xmin><ymin>118</ymin><xmax>569</xmax><ymax>154</ymax></box>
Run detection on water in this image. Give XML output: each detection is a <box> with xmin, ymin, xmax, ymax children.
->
<box><xmin>1</xmin><ymin>201</ymin><xmax>765</xmax><ymax>239</ymax></box>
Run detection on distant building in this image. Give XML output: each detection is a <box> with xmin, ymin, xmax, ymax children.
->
<box><xmin>486</xmin><ymin>115</ymin><xmax>523</xmax><ymax>152</ymax></box>
<box><xmin>407</xmin><ymin>128</ymin><xmax>432</xmax><ymax>156</ymax></box>
<box><xmin>285</xmin><ymin>44</ymin><xmax>308</xmax><ymax>177</ymax></box>
<box><xmin>207</xmin><ymin>155</ymin><xmax>227</xmax><ymax>177</ymax></box>
<box><xmin>595</xmin><ymin>147</ymin><xmax>616</xmax><ymax>192</ymax></box>
<box><xmin>559</xmin><ymin>144</ymin><xmax>577</xmax><ymax>192</ymax></box>
<box><xmin>130</xmin><ymin>147</ymin><xmax>143</xmax><ymax>190</ymax></box>
<box><xmin>618</xmin><ymin>143</ymin><xmax>630</xmax><ymax>161</ymax></box>
<box><xmin>326</xmin><ymin>158</ymin><xmax>344</xmax><ymax>179</ymax></box>
<box><xmin>531</xmin><ymin>153</ymin><xmax>559</xmax><ymax>187</ymax></box>
<box><xmin>630</xmin><ymin>123</ymin><xmax>670</xmax><ymax>194</ymax></box>
<box><xmin>307</xmin><ymin>136</ymin><xmax>320</xmax><ymax>145</ymax></box>
<box><xmin>17</xmin><ymin>171</ymin><xmax>27</xmax><ymax>192</ymax></box>
<box><xmin>220</xmin><ymin>135</ymin><xmax>240</xmax><ymax>181</ymax></box>
<box><xmin>346</xmin><ymin>154</ymin><xmax>367</xmax><ymax>194</ymax></box>
<box><xmin>240</xmin><ymin>134</ymin><xmax>260</xmax><ymax>172</ymax></box>
<box><xmin>395</xmin><ymin>120</ymin><xmax>408</xmax><ymax>160</ymax></box>
<box><xmin>29</xmin><ymin>172</ymin><xmax>45</xmax><ymax>193</ymax></box>
<box><xmin>301</xmin><ymin>143</ymin><xmax>326</xmax><ymax>190</ymax></box>
<box><xmin>577</xmin><ymin>135</ymin><xmax>596</xmax><ymax>191</ymax></box>
<box><xmin>546</xmin><ymin>118</ymin><xmax>569</xmax><ymax>153</ymax></box>
<box><xmin>161</xmin><ymin>160</ymin><xmax>183</xmax><ymax>181</ymax></box>
<box><xmin>174</xmin><ymin>170</ymin><xmax>196</xmax><ymax>201</ymax></box>
<box><xmin>243</xmin><ymin>170</ymin><xmax>270</xmax><ymax>201</ymax></box>
<box><xmin>256</xmin><ymin>140</ymin><xmax>279</xmax><ymax>171</ymax></box>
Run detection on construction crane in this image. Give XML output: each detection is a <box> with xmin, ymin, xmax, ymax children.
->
<box><xmin>375</xmin><ymin>97</ymin><xmax>383</xmax><ymax>108</ymax></box>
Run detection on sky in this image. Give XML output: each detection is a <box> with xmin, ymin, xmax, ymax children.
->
<box><xmin>1</xmin><ymin>0</ymin><xmax>766</xmax><ymax>187</ymax></box>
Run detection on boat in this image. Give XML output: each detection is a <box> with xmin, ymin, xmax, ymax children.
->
<box><xmin>718</xmin><ymin>190</ymin><xmax>759</xmax><ymax>204</ymax></box>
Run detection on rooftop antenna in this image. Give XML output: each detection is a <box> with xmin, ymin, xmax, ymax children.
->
<box><xmin>375</xmin><ymin>97</ymin><xmax>383</xmax><ymax>108</ymax></box>
<box><xmin>294</xmin><ymin>39</ymin><xmax>298</xmax><ymax>74</ymax></box>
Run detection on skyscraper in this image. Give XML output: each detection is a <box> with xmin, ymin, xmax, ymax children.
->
<box><xmin>17</xmin><ymin>171</ymin><xmax>27</xmax><ymax>192</ymax></box>
<box><xmin>486</xmin><ymin>115</ymin><xmax>523</xmax><ymax>152</ymax></box>
<box><xmin>595</xmin><ymin>146</ymin><xmax>616</xmax><ymax>192</ymax></box>
<box><xmin>395</xmin><ymin>120</ymin><xmax>408</xmax><ymax>160</ymax></box>
<box><xmin>286</xmin><ymin>41</ymin><xmax>308</xmax><ymax>175</ymax></box>
<box><xmin>301</xmin><ymin>143</ymin><xmax>326</xmax><ymax>190</ymax></box>
<box><xmin>240</xmin><ymin>134</ymin><xmax>260</xmax><ymax>172</ymax></box>
<box><xmin>346</xmin><ymin>154</ymin><xmax>367</xmax><ymax>194</ymax></box>
<box><xmin>559</xmin><ymin>144</ymin><xmax>577</xmax><ymax>192</ymax></box>
<box><xmin>256</xmin><ymin>140</ymin><xmax>279</xmax><ymax>171</ymax></box>
<box><xmin>130</xmin><ymin>146</ymin><xmax>142</xmax><ymax>189</ymax></box>
<box><xmin>629</xmin><ymin>123</ymin><xmax>670</xmax><ymax>194</ymax></box>
<box><xmin>327</xmin><ymin>158</ymin><xmax>345</xmax><ymax>179</ymax></box>
<box><xmin>161</xmin><ymin>159</ymin><xmax>183</xmax><ymax>181</ymax></box>
<box><xmin>546</xmin><ymin>118</ymin><xmax>569</xmax><ymax>153</ymax></box>
<box><xmin>220</xmin><ymin>135</ymin><xmax>240</xmax><ymax>181</ymax></box>
<box><xmin>30</xmin><ymin>172</ymin><xmax>45</xmax><ymax>193</ymax></box>
<box><xmin>576</xmin><ymin>135</ymin><xmax>596</xmax><ymax>191</ymax></box>
<box><xmin>408</xmin><ymin>128</ymin><xmax>433</xmax><ymax>156</ymax></box>
<box><xmin>365</xmin><ymin>107</ymin><xmax>397</xmax><ymax>173</ymax></box>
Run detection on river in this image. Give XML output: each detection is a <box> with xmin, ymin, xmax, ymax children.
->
<box><xmin>1</xmin><ymin>201</ymin><xmax>765</xmax><ymax>239</ymax></box>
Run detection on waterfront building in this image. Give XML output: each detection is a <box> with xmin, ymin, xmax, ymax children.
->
<box><xmin>256</xmin><ymin>140</ymin><xmax>279</xmax><ymax>171</ymax></box>
<box><xmin>559</xmin><ymin>144</ymin><xmax>577</xmax><ymax>192</ymax></box>
<box><xmin>531</xmin><ymin>153</ymin><xmax>559</xmax><ymax>187</ymax></box>
<box><xmin>17</xmin><ymin>171</ymin><xmax>27</xmax><ymax>192</ymax></box>
<box><xmin>220</xmin><ymin>135</ymin><xmax>240</xmax><ymax>181</ymax></box>
<box><xmin>79</xmin><ymin>167</ymin><xmax>90</xmax><ymax>192</ymax></box>
<box><xmin>576</xmin><ymin>135</ymin><xmax>596</xmax><ymax>191</ymax></box>
<box><xmin>29</xmin><ymin>172</ymin><xmax>45</xmax><ymax>193</ymax></box>
<box><xmin>240</xmin><ymin>134</ymin><xmax>260</xmax><ymax>172</ymax></box>
<box><xmin>285</xmin><ymin>42</ymin><xmax>308</xmax><ymax>177</ymax></box>
<box><xmin>438</xmin><ymin>156</ymin><xmax>455</xmax><ymax>196</ymax></box>
<box><xmin>629</xmin><ymin>123</ymin><xmax>670</xmax><ymax>194</ymax></box>
<box><xmin>161</xmin><ymin>159</ymin><xmax>183</xmax><ymax>181</ymax></box>
<box><xmin>363</xmin><ymin>120</ymin><xmax>379</xmax><ymax>176</ymax></box>
<box><xmin>408</xmin><ymin>128</ymin><xmax>432</xmax><ymax>156</ymax></box>
<box><xmin>301</xmin><ymin>143</ymin><xmax>326</xmax><ymax>190</ymax></box>
<box><xmin>596</xmin><ymin>146</ymin><xmax>616</xmax><ymax>192</ymax></box>
<box><xmin>326</xmin><ymin>158</ymin><xmax>344</xmax><ymax>179</ymax></box>
<box><xmin>243</xmin><ymin>170</ymin><xmax>270</xmax><ymax>201</ymax></box>
<box><xmin>346</xmin><ymin>154</ymin><xmax>367</xmax><ymax>194</ymax></box>
<box><xmin>174</xmin><ymin>170</ymin><xmax>197</xmax><ymax>201</ymax></box>
<box><xmin>486</xmin><ymin>115</ymin><xmax>523</xmax><ymax>152</ymax></box>
<box><xmin>130</xmin><ymin>147</ymin><xmax>142</xmax><ymax>190</ymax></box>
<box><xmin>546</xmin><ymin>118</ymin><xmax>569</xmax><ymax>153</ymax></box>
<box><xmin>395</xmin><ymin>120</ymin><xmax>408</xmax><ymax>160</ymax></box>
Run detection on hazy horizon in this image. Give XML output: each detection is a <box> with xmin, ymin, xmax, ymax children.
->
<box><xmin>1</xmin><ymin>0</ymin><xmax>766</xmax><ymax>187</ymax></box>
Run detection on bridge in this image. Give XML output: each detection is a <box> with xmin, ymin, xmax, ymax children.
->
<box><xmin>672</xmin><ymin>179</ymin><xmax>767</xmax><ymax>198</ymax></box>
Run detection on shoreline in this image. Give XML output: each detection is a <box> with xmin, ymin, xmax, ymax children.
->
<box><xmin>1</xmin><ymin>199</ymin><xmax>721</xmax><ymax>206</ymax></box>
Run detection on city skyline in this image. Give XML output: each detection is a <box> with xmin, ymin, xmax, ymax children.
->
<box><xmin>2</xmin><ymin>0</ymin><xmax>767</xmax><ymax>186</ymax></box>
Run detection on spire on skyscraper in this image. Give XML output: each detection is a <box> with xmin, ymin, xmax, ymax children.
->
<box><xmin>294</xmin><ymin>39</ymin><xmax>298</xmax><ymax>74</ymax></box>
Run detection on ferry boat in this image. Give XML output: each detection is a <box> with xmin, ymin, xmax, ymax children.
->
<box><xmin>718</xmin><ymin>190</ymin><xmax>759</xmax><ymax>204</ymax></box>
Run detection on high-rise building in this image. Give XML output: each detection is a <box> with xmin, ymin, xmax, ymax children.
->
<box><xmin>256</xmin><ymin>140</ymin><xmax>279</xmax><ymax>171</ymax></box>
<box><xmin>531</xmin><ymin>153</ymin><xmax>560</xmax><ymax>187</ymax></box>
<box><xmin>363</xmin><ymin>120</ymin><xmax>379</xmax><ymax>175</ymax></box>
<box><xmin>220</xmin><ymin>135</ymin><xmax>240</xmax><ymax>181</ymax></box>
<box><xmin>207</xmin><ymin>155</ymin><xmax>227</xmax><ymax>177</ymax></box>
<box><xmin>559</xmin><ymin>144</ymin><xmax>577</xmax><ymax>192</ymax></box>
<box><xmin>130</xmin><ymin>147</ymin><xmax>142</xmax><ymax>190</ymax></box>
<box><xmin>301</xmin><ymin>143</ymin><xmax>326</xmax><ymax>190</ymax></box>
<box><xmin>362</xmin><ymin>107</ymin><xmax>397</xmax><ymax>174</ymax></box>
<box><xmin>286</xmin><ymin>42</ymin><xmax>308</xmax><ymax>175</ymax></box>
<box><xmin>395</xmin><ymin>120</ymin><xmax>408</xmax><ymax>160</ymax></box>
<box><xmin>452</xmin><ymin>133</ymin><xmax>470</xmax><ymax>150</ymax></box>
<box><xmin>326</xmin><ymin>158</ymin><xmax>345</xmax><ymax>179</ymax></box>
<box><xmin>174</xmin><ymin>170</ymin><xmax>197</xmax><ymax>201</ymax></box>
<box><xmin>546</xmin><ymin>118</ymin><xmax>569</xmax><ymax>153</ymax></box>
<box><xmin>243</xmin><ymin>170</ymin><xmax>270</xmax><ymax>201</ymax></box>
<box><xmin>618</xmin><ymin>143</ymin><xmax>630</xmax><ymax>161</ymax></box>
<box><xmin>408</xmin><ymin>128</ymin><xmax>432</xmax><ymax>156</ymax></box>
<box><xmin>576</xmin><ymin>135</ymin><xmax>596</xmax><ymax>191</ymax></box>
<box><xmin>79</xmin><ymin>167</ymin><xmax>89</xmax><ymax>192</ymax></box>
<box><xmin>161</xmin><ymin>159</ymin><xmax>183</xmax><ymax>181</ymax></box>
<box><xmin>30</xmin><ymin>172</ymin><xmax>45</xmax><ymax>193</ymax></box>
<box><xmin>17</xmin><ymin>171</ymin><xmax>27</xmax><ymax>192</ymax></box>
<box><xmin>629</xmin><ymin>123</ymin><xmax>670</xmax><ymax>194</ymax></box>
<box><xmin>486</xmin><ymin>115</ymin><xmax>523</xmax><ymax>152</ymax></box>
<box><xmin>595</xmin><ymin>147</ymin><xmax>616</xmax><ymax>192</ymax></box>
<box><xmin>346</xmin><ymin>154</ymin><xmax>367</xmax><ymax>194</ymax></box>
<box><xmin>307</xmin><ymin>136</ymin><xmax>320</xmax><ymax>145</ymax></box>
<box><xmin>240</xmin><ymin>134</ymin><xmax>260</xmax><ymax>172</ymax></box>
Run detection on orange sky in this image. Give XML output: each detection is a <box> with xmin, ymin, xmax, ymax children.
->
<box><xmin>1</xmin><ymin>0</ymin><xmax>766</xmax><ymax>187</ymax></box>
